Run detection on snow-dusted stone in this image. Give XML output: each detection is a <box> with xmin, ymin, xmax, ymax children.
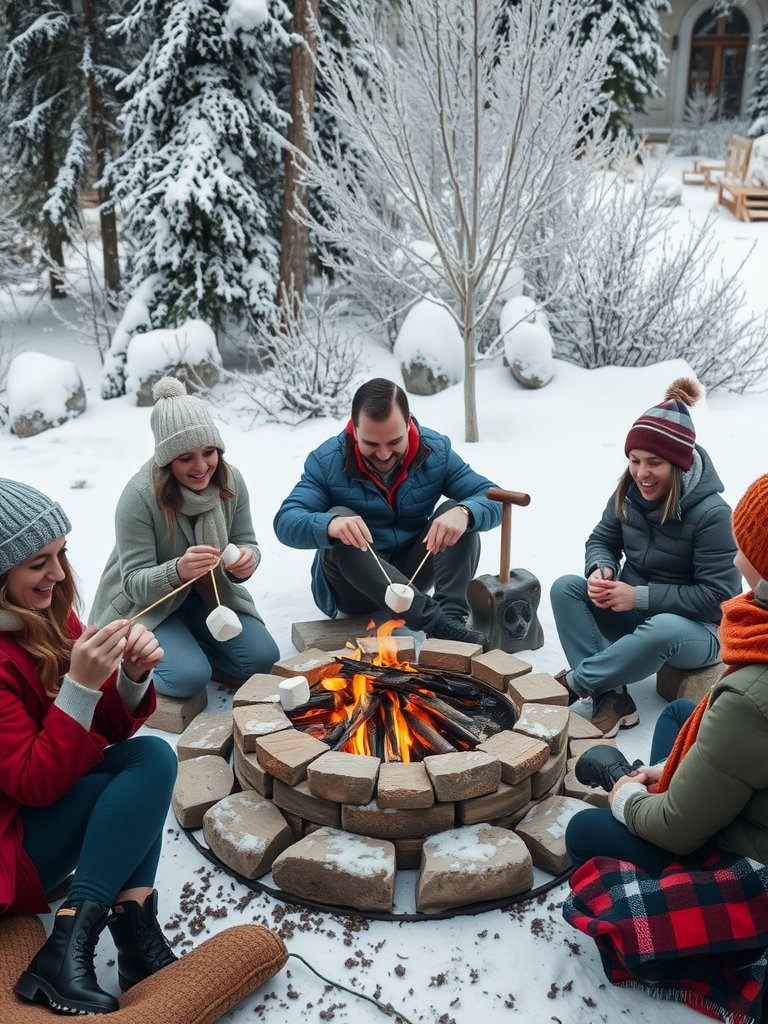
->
<box><xmin>232</xmin><ymin>674</ymin><xmax>282</xmax><ymax>707</ymax></box>
<box><xmin>376</xmin><ymin>761</ymin><xmax>435</xmax><ymax>809</ymax></box>
<box><xmin>233</xmin><ymin>704</ymin><xmax>292</xmax><ymax>751</ymax></box>
<box><xmin>656</xmin><ymin>662</ymin><xmax>723</xmax><ymax>704</ymax></box>
<box><xmin>126</xmin><ymin>319</ymin><xmax>222</xmax><ymax>406</ymax></box>
<box><xmin>146</xmin><ymin>689</ymin><xmax>207</xmax><ymax>734</ymax></box>
<box><xmin>176</xmin><ymin>712</ymin><xmax>234</xmax><ymax>762</ymax></box>
<box><xmin>650</xmin><ymin>175</ymin><xmax>683</xmax><ymax>207</ymax></box>
<box><xmin>8</xmin><ymin>352</ymin><xmax>86</xmax><ymax>438</ymax></box>
<box><xmin>271</xmin><ymin>649</ymin><xmax>342</xmax><ymax>684</ymax></box>
<box><xmin>514</xmin><ymin>702</ymin><xmax>569</xmax><ymax>755</ymax></box>
<box><xmin>568</xmin><ymin>737</ymin><xmax>617</xmax><ymax>760</ymax></box>
<box><xmin>514</xmin><ymin>796</ymin><xmax>586</xmax><ymax>875</ymax></box>
<box><xmin>470</xmin><ymin>650</ymin><xmax>532</xmax><ymax>691</ymax></box>
<box><xmin>500</xmin><ymin>296</ymin><xmax>553</xmax><ymax>389</ymax></box>
<box><xmin>563</xmin><ymin>770</ymin><xmax>610</xmax><ymax>809</ymax></box>
<box><xmin>457</xmin><ymin>779</ymin><xmax>532</xmax><ymax>825</ymax></box>
<box><xmin>416</xmin><ymin>824</ymin><xmax>533</xmax><ymax>913</ymax></box>
<box><xmin>476</xmin><ymin>730</ymin><xmax>549</xmax><ymax>785</ymax></box>
<box><xmin>394</xmin><ymin>297</ymin><xmax>463</xmax><ymax>396</ymax></box>
<box><xmin>203</xmin><ymin>791</ymin><xmax>292</xmax><ymax>879</ymax></box>
<box><xmin>567</xmin><ymin>710</ymin><xmax>603</xmax><ymax>741</ymax></box>
<box><xmin>271</xmin><ymin>827</ymin><xmax>396</xmax><ymax>913</ymax></box>
<box><xmin>424</xmin><ymin>751</ymin><xmax>501</xmax><ymax>802</ymax></box>
<box><xmin>254</xmin><ymin>729</ymin><xmax>330</xmax><ymax>786</ymax></box>
<box><xmin>507</xmin><ymin>673</ymin><xmax>569</xmax><ymax>715</ymax></box>
<box><xmin>418</xmin><ymin>638</ymin><xmax>483</xmax><ymax>674</ymax></box>
<box><xmin>307</xmin><ymin>751</ymin><xmax>380</xmax><ymax>805</ymax></box>
<box><xmin>530</xmin><ymin>744</ymin><xmax>568</xmax><ymax>799</ymax></box>
<box><xmin>342</xmin><ymin>798</ymin><xmax>454</xmax><ymax>840</ymax></box>
<box><xmin>172</xmin><ymin>755</ymin><xmax>234</xmax><ymax>828</ymax></box>
<box><xmin>233</xmin><ymin>745</ymin><xmax>273</xmax><ymax>798</ymax></box>
<box><xmin>272</xmin><ymin>779</ymin><xmax>341</xmax><ymax>828</ymax></box>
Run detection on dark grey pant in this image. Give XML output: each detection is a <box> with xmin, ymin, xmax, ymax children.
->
<box><xmin>320</xmin><ymin>501</ymin><xmax>480</xmax><ymax>631</ymax></box>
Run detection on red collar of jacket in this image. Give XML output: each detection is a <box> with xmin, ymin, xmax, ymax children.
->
<box><xmin>344</xmin><ymin>417</ymin><xmax>424</xmax><ymax>507</ymax></box>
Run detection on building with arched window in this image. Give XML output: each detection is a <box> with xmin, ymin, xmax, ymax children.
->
<box><xmin>634</xmin><ymin>0</ymin><xmax>768</xmax><ymax>134</ymax></box>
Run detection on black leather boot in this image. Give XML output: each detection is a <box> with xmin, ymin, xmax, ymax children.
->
<box><xmin>575</xmin><ymin>743</ymin><xmax>644</xmax><ymax>792</ymax></box>
<box><xmin>14</xmin><ymin>899</ymin><xmax>118</xmax><ymax>1014</ymax></box>
<box><xmin>107</xmin><ymin>890</ymin><xmax>178</xmax><ymax>991</ymax></box>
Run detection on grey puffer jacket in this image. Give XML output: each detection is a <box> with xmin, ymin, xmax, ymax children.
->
<box><xmin>584</xmin><ymin>445</ymin><xmax>741</xmax><ymax>626</ymax></box>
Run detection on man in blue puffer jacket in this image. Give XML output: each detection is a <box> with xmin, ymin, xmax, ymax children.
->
<box><xmin>274</xmin><ymin>378</ymin><xmax>502</xmax><ymax>647</ymax></box>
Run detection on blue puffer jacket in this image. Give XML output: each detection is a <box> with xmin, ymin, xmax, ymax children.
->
<box><xmin>274</xmin><ymin>421</ymin><xmax>502</xmax><ymax>616</ymax></box>
<box><xmin>584</xmin><ymin>445</ymin><xmax>741</xmax><ymax>626</ymax></box>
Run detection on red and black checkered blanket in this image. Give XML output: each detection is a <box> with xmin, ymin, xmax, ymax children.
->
<box><xmin>563</xmin><ymin>849</ymin><xmax>768</xmax><ymax>1024</ymax></box>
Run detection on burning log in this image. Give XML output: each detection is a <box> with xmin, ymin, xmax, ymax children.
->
<box><xmin>337</xmin><ymin>657</ymin><xmax>479</xmax><ymax>700</ymax></box>
<box><xmin>326</xmin><ymin>693</ymin><xmax>381</xmax><ymax>751</ymax></box>
<box><xmin>400</xmin><ymin>707</ymin><xmax>454</xmax><ymax>755</ymax></box>
<box><xmin>406</xmin><ymin>693</ymin><xmax>481</xmax><ymax>747</ymax></box>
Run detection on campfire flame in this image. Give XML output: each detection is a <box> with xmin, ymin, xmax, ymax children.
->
<box><xmin>288</xmin><ymin>620</ymin><xmax>494</xmax><ymax>763</ymax></box>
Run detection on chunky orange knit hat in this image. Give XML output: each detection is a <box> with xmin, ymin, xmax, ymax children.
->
<box><xmin>732</xmin><ymin>474</ymin><xmax>768</xmax><ymax>580</ymax></box>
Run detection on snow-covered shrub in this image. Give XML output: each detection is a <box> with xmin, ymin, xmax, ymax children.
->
<box><xmin>395</xmin><ymin>297</ymin><xmax>464</xmax><ymax>396</ymax></box>
<box><xmin>524</xmin><ymin>166</ymin><xmax>768</xmax><ymax>391</ymax></box>
<box><xmin>648</xmin><ymin>176</ymin><xmax>682</xmax><ymax>207</ymax></box>
<box><xmin>125</xmin><ymin>319</ymin><xmax>223</xmax><ymax>405</ymax></box>
<box><xmin>102</xmin><ymin>277</ymin><xmax>160</xmax><ymax>399</ymax></box>
<box><xmin>228</xmin><ymin>280</ymin><xmax>362</xmax><ymax>423</ymax></box>
<box><xmin>8</xmin><ymin>353</ymin><xmax>86</xmax><ymax>437</ymax></box>
<box><xmin>669</xmin><ymin>87</ymin><xmax>748</xmax><ymax>157</ymax></box>
<box><xmin>748</xmin><ymin>23</ymin><xmax>768</xmax><ymax>138</ymax></box>
<box><xmin>500</xmin><ymin>297</ymin><xmax>553</xmax><ymax>388</ymax></box>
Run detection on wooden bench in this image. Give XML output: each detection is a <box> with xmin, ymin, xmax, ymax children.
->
<box><xmin>718</xmin><ymin>178</ymin><xmax>768</xmax><ymax>222</ymax></box>
<box><xmin>683</xmin><ymin>134</ymin><xmax>752</xmax><ymax>191</ymax></box>
<box><xmin>656</xmin><ymin>662</ymin><xmax>724</xmax><ymax>704</ymax></box>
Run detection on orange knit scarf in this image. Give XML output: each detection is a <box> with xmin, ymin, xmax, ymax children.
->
<box><xmin>652</xmin><ymin>592</ymin><xmax>768</xmax><ymax>794</ymax></box>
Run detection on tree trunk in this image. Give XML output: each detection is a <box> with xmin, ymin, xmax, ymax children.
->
<box><xmin>42</xmin><ymin>130</ymin><xmax>66</xmax><ymax>300</ymax></box>
<box><xmin>463</xmin><ymin>284</ymin><xmax>479</xmax><ymax>442</ymax></box>
<box><xmin>277</xmin><ymin>0</ymin><xmax>319</xmax><ymax>319</ymax></box>
<box><xmin>81</xmin><ymin>0</ymin><xmax>121</xmax><ymax>303</ymax></box>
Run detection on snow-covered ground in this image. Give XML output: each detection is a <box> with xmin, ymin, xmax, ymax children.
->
<box><xmin>2</xmin><ymin>158</ymin><xmax>768</xmax><ymax>1023</ymax></box>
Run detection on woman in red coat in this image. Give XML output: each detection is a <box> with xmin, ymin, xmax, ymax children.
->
<box><xmin>0</xmin><ymin>478</ymin><xmax>178</xmax><ymax>1015</ymax></box>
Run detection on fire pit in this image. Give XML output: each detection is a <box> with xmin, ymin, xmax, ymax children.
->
<box><xmin>286</xmin><ymin>622</ymin><xmax>515</xmax><ymax>762</ymax></box>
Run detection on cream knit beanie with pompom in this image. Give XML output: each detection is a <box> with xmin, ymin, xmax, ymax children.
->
<box><xmin>150</xmin><ymin>377</ymin><xmax>225</xmax><ymax>467</ymax></box>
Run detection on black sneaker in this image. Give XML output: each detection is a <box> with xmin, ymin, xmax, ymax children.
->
<box><xmin>590</xmin><ymin>686</ymin><xmax>640</xmax><ymax>738</ymax></box>
<box><xmin>574</xmin><ymin>744</ymin><xmax>643</xmax><ymax>792</ymax></box>
<box><xmin>430</xmin><ymin>613</ymin><xmax>488</xmax><ymax>650</ymax></box>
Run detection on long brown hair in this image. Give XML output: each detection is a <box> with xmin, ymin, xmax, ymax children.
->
<box><xmin>0</xmin><ymin>549</ymin><xmax>80</xmax><ymax>697</ymax></box>
<box><xmin>614</xmin><ymin>465</ymin><xmax>683</xmax><ymax>525</ymax></box>
<box><xmin>151</xmin><ymin>452</ymin><xmax>234</xmax><ymax>537</ymax></box>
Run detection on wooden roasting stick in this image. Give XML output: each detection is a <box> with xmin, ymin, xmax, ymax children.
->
<box><xmin>127</xmin><ymin>557</ymin><xmax>223</xmax><ymax>624</ymax></box>
<box><xmin>486</xmin><ymin>487</ymin><xmax>530</xmax><ymax>585</ymax></box>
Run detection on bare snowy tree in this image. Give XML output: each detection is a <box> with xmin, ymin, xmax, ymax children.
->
<box><xmin>294</xmin><ymin>0</ymin><xmax>620</xmax><ymax>441</ymax></box>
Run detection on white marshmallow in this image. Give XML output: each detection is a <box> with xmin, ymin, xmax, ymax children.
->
<box><xmin>221</xmin><ymin>543</ymin><xmax>241</xmax><ymax>567</ymax></box>
<box><xmin>205</xmin><ymin>605</ymin><xmax>243</xmax><ymax>642</ymax></box>
<box><xmin>385</xmin><ymin>582</ymin><xmax>414</xmax><ymax>613</ymax></box>
<box><xmin>278</xmin><ymin>675</ymin><xmax>311</xmax><ymax>711</ymax></box>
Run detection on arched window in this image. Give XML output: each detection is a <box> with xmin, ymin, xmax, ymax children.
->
<box><xmin>687</xmin><ymin>6</ymin><xmax>750</xmax><ymax>117</ymax></box>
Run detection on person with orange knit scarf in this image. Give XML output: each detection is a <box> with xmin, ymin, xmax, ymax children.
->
<box><xmin>566</xmin><ymin>473</ymin><xmax>768</xmax><ymax>875</ymax></box>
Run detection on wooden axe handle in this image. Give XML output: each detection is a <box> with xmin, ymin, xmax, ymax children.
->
<box><xmin>486</xmin><ymin>488</ymin><xmax>531</xmax><ymax>584</ymax></box>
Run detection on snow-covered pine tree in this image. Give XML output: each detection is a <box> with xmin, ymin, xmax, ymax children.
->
<box><xmin>109</xmin><ymin>0</ymin><xmax>288</xmax><ymax>374</ymax></box>
<box><xmin>579</xmin><ymin>0</ymin><xmax>668</xmax><ymax>136</ymax></box>
<box><xmin>748</xmin><ymin>22</ymin><xmax>768</xmax><ymax>137</ymax></box>
<box><xmin>0</xmin><ymin>1</ymin><xmax>128</xmax><ymax>299</ymax></box>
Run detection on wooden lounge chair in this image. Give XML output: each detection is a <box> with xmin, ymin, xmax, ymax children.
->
<box><xmin>718</xmin><ymin>134</ymin><xmax>768</xmax><ymax>223</ymax></box>
<box><xmin>682</xmin><ymin>134</ymin><xmax>752</xmax><ymax>190</ymax></box>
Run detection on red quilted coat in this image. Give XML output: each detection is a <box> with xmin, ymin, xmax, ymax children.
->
<box><xmin>0</xmin><ymin>612</ymin><xmax>156</xmax><ymax>914</ymax></box>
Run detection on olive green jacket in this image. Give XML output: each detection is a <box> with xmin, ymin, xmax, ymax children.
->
<box><xmin>625</xmin><ymin>663</ymin><xmax>768</xmax><ymax>862</ymax></box>
<box><xmin>89</xmin><ymin>461</ymin><xmax>262</xmax><ymax>630</ymax></box>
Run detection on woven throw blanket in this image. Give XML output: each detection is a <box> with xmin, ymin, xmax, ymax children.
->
<box><xmin>563</xmin><ymin>849</ymin><xmax>768</xmax><ymax>1024</ymax></box>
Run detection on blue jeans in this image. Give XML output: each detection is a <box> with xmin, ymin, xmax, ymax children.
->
<box><xmin>550</xmin><ymin>574</ymin><xmax>720</xmax><ymax>697</ymax></box>
<box><xmin>565</xmin><ymin>699</ymin><xmax>697</xmax><ymax>875</ymax></box>
<box><xmin>21</xmin><ymin>736</ymin><xmax>177</xmax><ymax>906</ymax></box>
<box><xmin>152</xmin><ymin>590</ymin><xmax>280</xmax><ymax>698</ymax></box>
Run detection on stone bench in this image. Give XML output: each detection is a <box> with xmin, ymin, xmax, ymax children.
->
<box><xmin>656</xmin><ymin>662</ymin><xmax>724</xmax><ymax>704</ymax></box>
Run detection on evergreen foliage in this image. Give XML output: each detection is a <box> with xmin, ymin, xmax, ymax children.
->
<box><xmin>111</xmin><ymin>0</ymin><xmax>289</xmax><ymax>334</ymax></box>
<box><xmin>748</xmin><ymin>22</ymin><xmax>768</xmax><ymax>137</ymax></box>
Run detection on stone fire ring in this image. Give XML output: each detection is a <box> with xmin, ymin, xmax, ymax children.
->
<box><xmin>170</xmin><ymin>641</ymin><xmax>609</xmax><ymax>919</ymax></box>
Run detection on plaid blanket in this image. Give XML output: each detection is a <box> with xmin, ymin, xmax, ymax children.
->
<box><xmin>563</xmin><ymin>849</ymin><xmax>768</xmax><ymax>1024</ymax></box>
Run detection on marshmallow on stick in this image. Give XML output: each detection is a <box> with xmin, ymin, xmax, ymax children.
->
<box><xmin>206</xmin><ymin>605</ymin><xmax>243</xmax><ymax>641</ymax></box>
<box><xmin>278</xmin><ymin>675</ymin><xmax>311</xmax><ymax>711</ymax></box>
<box><xmin>221</xmin><ymin>543</ymin><xmax>241</xmax><ymax>567</ymax></box>
<box><xmin>385</xmin><ymin>582</ymin><xmax>414</xmax><ymax>613</ymax></box>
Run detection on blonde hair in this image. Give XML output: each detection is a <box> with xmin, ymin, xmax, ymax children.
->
<box><xmin>0</xmin><ymin>551</ymin><xmax>80</xmax><ymax>697</ymax></box>
<box><xmin>614</xmin><ymin>465</ymin><xmax>682</xmax><ymax>525</ymax></box>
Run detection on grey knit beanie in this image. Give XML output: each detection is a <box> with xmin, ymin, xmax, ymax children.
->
<box><xmin>0</xmin><ymin>479</ymin><xmax>71</xmax><ymax>575</ymax></box>
<box><xmin>150</xmin><ymin>377</ymin><xmax>225</xmax><ymax>467</ymax></box>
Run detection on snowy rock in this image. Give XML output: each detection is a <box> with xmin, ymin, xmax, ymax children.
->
<box><xmin>417</xmin><ymin>824</ymin><xmax>533</xmax><ymax>913</ymax></box>
<box><xmin>394</xmin><ymin>297</ymin><xmax>463</xmax><ymax>395</ymax></box>
<box><xmin>172</xmin><ymin>755</ymin><xmax>234</xmax><ymax>828</ymax></box>
<box><xmin>650</xmin><ymin>175</ymin><xmax>683</xmax><ymax>207</ymax></box>
<box><xmin>176</xmin><ymin>712</ymin><xmax>234</xmax><ymax>762</ymax></box>
<box><xmin>233</xmin><ymin>704</ymin><xmax>292</xmax><ymax>752</ymax></box>
<box><xmin>8</xmin><ymin>352</ymin><xmax>86</xmax><ymax>438</ymax></box>
<box><xmin>271</xmin><ymin>826</ymin><xmax>396</xmax><ymax>912</ymax></box>
<box><xmin>203</xmin><ymin>791</ymin><xmax>292</xmax><ymax>879</ymax></box>
<box><xmin>500</xmin><ymin>297</ymin><xmax>553</xmax><ymax>390</ymax></box>
<box><xmin>507</xmin><ymin>673</ymin><xmax>570</xmax><ymax>716</ymax></box>
<box><xmin>376</xmin><ymin>761</ymin><xmax>435</xmax><ymax>809</ymax></box>
<box><xmin>126</xmin><ymin>319</ymin><xmax>222</xmax><ymax>406</ymax></box>
<box><xmin>254</xmin><ymin>729</ymin><xmax>330</xmax><ymax>786</ymax></box>
<box><xmin>514</xmin><ymin>702</ymin><xmax>569</xmax><ymax>755</ymax></box>
<box><xmin>307</xmin><ymin>751</ymin><xmax>381</xmax><ymax>806</ymax></box>
<box><xmin>476</xmin><ymin>730</ymin><xmax>550</xmax><ymax>786</ymax></box>
<box><xmin>424</xmin><ymin>751</ymin><xmax>502</xmax><ymax>802</ymax></box>
<box><xmin>514</xmin><ymin>795</ymin><xmax>585</xmax><ymax>875</ymax></box>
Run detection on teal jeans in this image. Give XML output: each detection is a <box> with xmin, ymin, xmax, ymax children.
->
<box><xmin>550</xmin><ymin>574</ymin><xmax>720</xmax><ymax>697</ymax></box>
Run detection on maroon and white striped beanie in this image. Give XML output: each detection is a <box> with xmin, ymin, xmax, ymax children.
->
<box><xmin>624</xmin><ymin>378</ymin><xmax>702</xmax><ymax>471</ymax></box>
